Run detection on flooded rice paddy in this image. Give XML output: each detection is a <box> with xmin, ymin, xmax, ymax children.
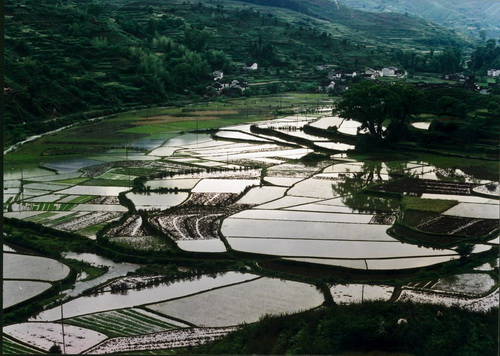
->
<box><xmin>3</xmin><ymin>107</ymin><xmax>498</xmax><ymax>353</ymax></box>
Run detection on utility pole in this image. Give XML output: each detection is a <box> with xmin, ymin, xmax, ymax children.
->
<box><xmin>60</xmin><ymin>282</ymin><xmax>66</xmax><ymax>354</ymax></box>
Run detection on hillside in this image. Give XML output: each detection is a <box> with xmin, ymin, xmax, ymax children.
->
<box><xmin>4</xmin><ymin>0</ymin><xmax>468</xmax><ymax>146</ymax></box>
<box><xmin>339</xmin><ymin>0</ymin><xmax>500</xmax><ymax>40</ymax></box>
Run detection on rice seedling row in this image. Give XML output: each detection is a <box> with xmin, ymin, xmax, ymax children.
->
<box><xmin>29</xmin><ymin>202</ymin><xmax>75</xmax><ymax>211</ymax></box>
<box><xmin>66</xmin><ymin>309</ymin><xmax>178</xmax><ymax>337</ymax></box>
<box><xmin>2</xmin><ymin>336</ymin><xmax>45</xmax><ymax>355</ymax></box>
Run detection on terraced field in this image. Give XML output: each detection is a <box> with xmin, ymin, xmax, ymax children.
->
<box><xmin>3</xmin><ymin>104</ymin><xmax>498</xmax><ymax>354</ymax></box>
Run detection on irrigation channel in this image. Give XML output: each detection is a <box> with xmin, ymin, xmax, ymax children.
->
<box><xmin>3</xmin><ymin>109</ymin><xmax>499</xmax><ymax>354</ymax></box>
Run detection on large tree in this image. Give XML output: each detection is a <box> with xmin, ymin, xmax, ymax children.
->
<box><xmin>336</xmin><ymin>81</ymin><xmax>423</xmax><ymax>143</ymax></box>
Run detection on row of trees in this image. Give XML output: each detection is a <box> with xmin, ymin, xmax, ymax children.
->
<box><xmin>394</xmin><ymin>39</ymin><xmax>500</xmax><ymax>75</ymax></box>
<box><xmin>393</xmin><ymin>47</ymin><xmax>463</xmax><ymax>74</ymax></box>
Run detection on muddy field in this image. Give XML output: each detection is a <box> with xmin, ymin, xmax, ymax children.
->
<box><xmin>148</xmin><ymin>193</ymin><xmax>253</xmax><ymax>241</ymax></box>
<box><xmin>372</xmin><ymin>177</ymin><xmax>477</xmax><ymax>196</ymax></box>
<box><xmin>400</xmin><ymin>211</ymin><xmax>498</xmax><ymax>237</ymax></box>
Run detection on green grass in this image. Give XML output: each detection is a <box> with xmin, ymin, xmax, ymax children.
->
<box><xmin>28</xmin><ymin>202</ymin><xmax>76</xmax><ymax>211</ymax></box>
<box><xmin>62</xmin><ymin>258</ymin><xmax>108</xmax><ymax>282</ymax></box>
<box><xmin>65</xmin><ymin>309</ymin><xmax>178</xmax><ymax>338</ymax></box>
<box><xmin>65</xmin><ymin>195</ymin><xmax>96</xmax><ymax>204</ymax></box>
<box><xmin>44</xmin><ymin>212</ymin><xmax>80</xmax><ymax>226</ymax></box>
<box><xmin>402</xmin><ymin>197</ymin><xmax>458</xmax><ymax>213</ymax></box>
<box><xmin>119</xmin><ymin>125</ymin><xmax>178</xmax><ymax>134</ymax></box>
<box><xmin>2</xmin><ymin>336</ymin><xmax>45</xmax><ymax>354</ymax></box>
<box><xmin>24</xmin><ymin>211</ymin><xmax>59</xmax><ymax>223</ymax></box>
<box><xmin>76</xmin><ymin>222</ymin><xmax>109</xmax><ymax>237</ymax></box>
<box><xmin>55</xmin><ymin>177</ymin><xmax>89</xmax><ymax>185</ymax></box>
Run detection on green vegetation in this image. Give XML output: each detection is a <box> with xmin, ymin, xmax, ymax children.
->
<box><xmin>2</xmin><ymin>336</ymin><xmax>46</xmax><ymax>355</ymax></box>
<box><xmin>65</xmin><ymin>309</ymin><xmax>177</xmax><ymax>337</ymax></box>
<box><xmin>337</xmin><ymin>81</ymin><xmax>423</xmax><ymax>143</ymax></box>
<box><xmin>401</xmin><ymin>197</ymin><xmax>458</xmax><ymax>213</ymax></box>
<box><xmin>62</xmin><ymin>259</ymin><xmax>108</xmax><ymax>282</ymax></box>
<box><xmin>195</xmin><ymin>301</ymin><xmax>498</xmax><ymax>356</ymax></box>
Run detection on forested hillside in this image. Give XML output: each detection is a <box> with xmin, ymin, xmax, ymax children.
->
<box><xmin>4</xmin><ymin>0</ymin><xmax>467</xmax><ymax>146</ymax></box>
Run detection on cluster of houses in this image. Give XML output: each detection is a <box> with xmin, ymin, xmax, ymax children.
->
<box><xmin>207</xmin><ymin>62</ymin><xmax>498</xmax><ymax>96</ymax></box>
<box><xmin>208</xmin><ymin>62</ymin><xmax>258</xmax><ymax>95</ymax></box>
<box><xmin>209</xmin><ymin>70</ymin><xmax>249</xmax><ymax>95</ymax></box>
<box><xmin>487</xmin><ymin>69</ymin><xmax>500</xmax><ymax>77</ymax></box>
<box><xmin>317</xmin><ymin>65</ymin><xmax>404</xmax><ymax>92</ymax></box>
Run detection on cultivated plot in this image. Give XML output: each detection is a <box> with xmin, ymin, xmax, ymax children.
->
<box><xmin>146</xmin><ymin>277</ymin><xmax>324</xmax><ymax>327</ymax></box>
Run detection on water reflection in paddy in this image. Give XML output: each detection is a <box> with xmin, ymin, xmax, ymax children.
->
<box><xmin>226</xmin><ymin>238</ymin><xmax>457</xmax><ymax>259</ymax></box>
<box><xmin>3</xmin><ymin>280</ymin><xmax>53</xmax><ymax>309</ymax></box>
<box><xmin>285</xmin><ymin>255</ymin><xmax>460</xmax><ymax>270</ymax></box>
<box><xmin>177</xmin><ymin>239</ymin><xmax>227</xmax><ymax>253</ymax></box>
<box><xmin>126</xmin><ymin>192</ymin><xmax>189</xmax><ymax>211</ymax></box>
<box><xmin>61</xmin><ymin>252</ymin><xmax>141</xmax><ymax>298</ymax></box>
<box><xmin>330</xmin><ymin>284</ymin><xmax>394</xmax><ymax>304</ymax></box>
<box><xmin>165</xmin><ymin>133</ymin><xmax>213</xmax><ymax>147</ymax></box>
<box><xmin>33</xmin><ymin>272</ymin><xmax>258</xmax><ymax>321</ymax></box>
<box><xmin>42</xmin><ymin>158</ymin><xmax>102</xmax><ymax>174</ymax></box>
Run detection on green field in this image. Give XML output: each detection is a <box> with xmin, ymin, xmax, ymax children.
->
<box><xmin>65</xmin><ymin>309</ymin><xmax>179</xmax><ymax>338</ymax></box>
<box><xmin>2</xmin><ymin>336</ymin><xmax>45</xmax><ymax>354</ymax></box>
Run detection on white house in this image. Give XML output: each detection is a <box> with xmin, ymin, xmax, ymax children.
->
<box><xmin>242</xmin><ymin>62</ymin><xmax>258</xmax><ymax>71</ymax></box>
<box><xmin>380</xmin><ymin>66</ymin><xmax>398</xmax><ymax>77</ymax></box>
<box><xmin>487</xmin><ymin>69</ymin><xmax>500</xmax><ymax>77</ymax></box>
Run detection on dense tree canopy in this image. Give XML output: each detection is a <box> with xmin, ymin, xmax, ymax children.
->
<box><xmin>336</xmin><ymin>81</ymin><xmax>423</xmax><ymax>143</ymax></box>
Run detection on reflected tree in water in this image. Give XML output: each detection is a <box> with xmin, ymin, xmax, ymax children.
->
<box><xmin>331</xmin><ymin>161</ymin><xmax>402</xmax><ymax>213</ymax></box>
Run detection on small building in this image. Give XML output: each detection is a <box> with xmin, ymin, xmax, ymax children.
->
<box><xmin>487</xmin><ymin>69</ymin><xmax>500</xmax><ymax>77</ymax></box>
<box><xmin>380</xmin><ymin>66</ymin><xmax>398</xmax><ymax>77</ymax></box>
<box><xmin>213</xmin><ymin>70</ymin><xmax>223</xmax><ymax>81</ymax></box>
<box><xmin>328</xmin><ymin>70</ymin><xmax>343</xmax><ymax>80</ymax></box>
<box><xmin>242</xmin><ymin>62</ymin><xmax>258</xmax><ymax>71</ymax></box>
